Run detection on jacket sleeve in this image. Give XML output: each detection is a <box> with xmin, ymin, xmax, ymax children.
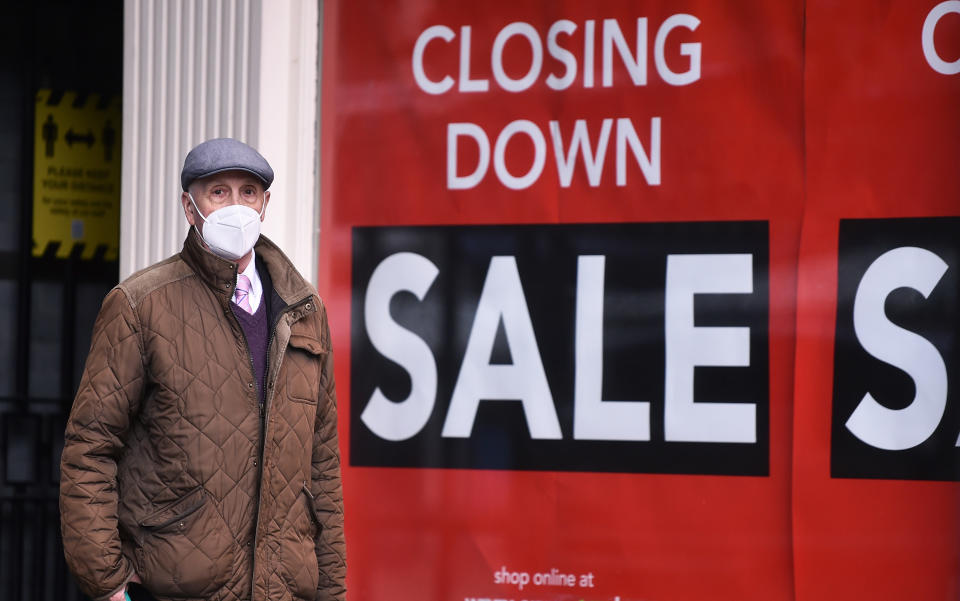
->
<box><xmin>60</xmin><ymin>287</ymin><xmax>144</xmax><ymax>600</ymax></box>
<box><xmin>311</xmin><ymin>300</ymin><xmax>347</xmax><ymax>601</ymax></box>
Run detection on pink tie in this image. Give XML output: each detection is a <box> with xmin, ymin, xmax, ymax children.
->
<box><xmin>234</xmin><ymin>274</ymin><xmax>253</xmax><ymax>314</ymax></box>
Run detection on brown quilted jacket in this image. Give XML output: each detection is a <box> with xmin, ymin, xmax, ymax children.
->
<box><xmin>60</xmin><ymin>230</ymin><xmax>346</xmax><ymax>601</ymax></box>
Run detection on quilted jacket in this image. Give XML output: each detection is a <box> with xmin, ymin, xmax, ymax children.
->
<box><xmin>60</xmin><ymin>230</ymin><xmax>346</xmax><ymax>601</ymax></box>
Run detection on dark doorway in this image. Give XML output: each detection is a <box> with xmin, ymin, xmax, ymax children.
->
<box><xmin>0</xmin><ymin>2</ymin><xmax>122</xmax><ymax>599</ymax></box>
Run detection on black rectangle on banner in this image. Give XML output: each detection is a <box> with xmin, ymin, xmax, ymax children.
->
<box><xmin>833</xmin><ymin>217</ymin><xmax>960</xmax><ymax>481</ymax></box>
<box><xmin>351</xmin><ymin>222</ymin><xmax>769</xmax><ymax>475</ymax></box>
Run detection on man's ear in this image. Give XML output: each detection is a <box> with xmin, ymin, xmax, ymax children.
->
<box><xmin>181</xmin><ymin>191</ymin><xmax>197</xmax><ymax>227</ymax></box>
<box><xmin>260</xmin><ymin>190</ymin><xmax>270</xmax><ymax>222</ymax></box>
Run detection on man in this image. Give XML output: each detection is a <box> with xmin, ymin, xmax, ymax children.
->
<box><xmin>60</xmin><ymin>138</ymin><xmax>345</xmax><ymax>601</ymax></box>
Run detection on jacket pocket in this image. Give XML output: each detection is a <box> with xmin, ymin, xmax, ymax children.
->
<box><xmin>289</xmin><ymin>334</ymin><xmax>326</xmax><ymax>356</ymax></box>
<box><xmin>139</xmin><ymin>486</ymin><xmax>206</xmax><ymax>531</ymax></box>
<box><xmin>285</xmin><ymin>334</ymin><xmax>326</xmax><ymax>405</ymax></box>
<box><xmin>280</xmin><ymin>484</ymin><xmax>322</xmax><ymax>598</ymax></box>
<box><xmin>302</xmin><ymin>482</ymin><xmax>323</xmax><ymax>533</ymax></box>
<box><xmin>136</xmin><ymin>487</ymin><xmax>235</xmax><ymax>598</ymax></box>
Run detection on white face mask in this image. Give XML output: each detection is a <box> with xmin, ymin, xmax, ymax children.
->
<box><xmin>189</xmin><ymin>192</ymin><xmax>265</xmax><ymax>260</ymax></box>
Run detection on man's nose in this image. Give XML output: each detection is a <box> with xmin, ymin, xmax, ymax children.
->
<box><xmin>224</xmin><ymin>190</ymin><xmax>245</xmax><ymax>204</ymax></box>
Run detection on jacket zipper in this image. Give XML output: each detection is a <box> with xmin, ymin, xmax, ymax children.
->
<box><xmin>224</xmin><ymin>290</ymin><xmax>282</xmax><ymax>600</ymax></box>
<box><xmin>248</xmin><ymin>297</ymin><xmax>312</xmax><ymax>599</ymax></box>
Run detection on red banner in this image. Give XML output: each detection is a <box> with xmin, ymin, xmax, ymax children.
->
<box><xmin>793</xmin><ymin>2</ymin><xmax>960</xmax><ymax>599</ymax></box>
<box><xmin>318</xmin><ymin>1</ymin><xmax>958</xmax><ymax>600</ymax></box>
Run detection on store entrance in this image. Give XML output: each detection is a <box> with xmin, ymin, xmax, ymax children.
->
<box><xmin>0</xmin><ymin>2</ymin><xmax>122</xmax><ymax>599</ymax></box>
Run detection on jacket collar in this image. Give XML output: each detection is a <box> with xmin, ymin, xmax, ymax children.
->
<box><xmin>180</xmin><ymin>228</ymin><xmax>316</xmax><ymax>306</ymax></box>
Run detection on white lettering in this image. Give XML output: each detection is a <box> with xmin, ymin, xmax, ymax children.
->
<box><xmin>654</xmin><ymin>14</ymin><xmax>702</xmax><ymax>85</ymax></box>
<box><xmin>575</xmin><ymin>256</ymin><xmax>651</xmax><ymax>440</ymax></box>
<box><xmin>360</xmin><ymin>253</ymin><xmax>440</xmax><ymax>441</ymax></box>
<box><xmin>584</xmin><ymin>19</ymin><xmax>596</xmax><ymax>88</ymax></box>
<box><xmin>449</xmin><ymin>118</ymin><xmax>659</xmax><ymax>190</ymax></box>
<box><xmin>443</xmin><ymin>257</ymin><xmax>562</xmax><ymax>439</ymax></box>
<box><xmin>414</xmin><ymin>16</ymin><xmax>703</xmax><ymax>94</ymax></box>
<box><xmin>923</xmin><ymin>1</ymin><xmax>960</xmax><ymax>75</ymax></box>
<box><xmin>602</xmin><ymin>18</ymin><xmax>648</xmax><ymax>87</ymax></box>
<box><xmin>546</xmin><ymin>20</ymin><xmax>578</xmax><ymax>90</ymax></box>
<box><xmin>491</xmin><ymin>22</ymin><xmax>544</xmax><ymax>92</ymax></box>
<box><xmin>493</xmin><ymin>120</ymin><xmax>547</xmax><ymax>190</ymax></box>
<box><xmin>616</xmin><ymin>117</ymin><xmax>661</xmax><ymax>186</ymax></box>
<box><xmin>412</xmin><ymin>25</ymin><xmax>455</xmax><ymax>94</ymax></box>
<box><xmin>447</xmin><ymin>123</ymin><xmax>491</xmax><ymax>190</ymax></box>
<box><xmin>664</xmin><ymin>254</ymin><xmax>755</xmax><ymax>443</ymax></box>
<box><xmin>846</xmin><ymin>247</ymin><xmax>949</xmax><ymax>450</ymax></box>
<box><xmin>549</xmin><ymin>119</ymin><xmax>613</xmax><ymax>187</ymax></box>
<box><xmin>459</xmin><ymin>26</ymin><xmax>490</xmax><ymax>92</ymax></box>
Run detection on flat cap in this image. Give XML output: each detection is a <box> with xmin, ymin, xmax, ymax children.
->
<box><xmin>180</xmin><ymin>138</ymin><xmax>274</xmax><ymax>190</ymax></box>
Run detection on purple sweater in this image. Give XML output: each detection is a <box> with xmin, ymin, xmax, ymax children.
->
<box><xmin>232</xmin><ymin>298</ymin><xmax>268</xmax><ymax>407</ymax></box>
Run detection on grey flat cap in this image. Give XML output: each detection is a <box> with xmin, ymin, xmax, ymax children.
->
<box><xmin>181</xmin><ymin>138</ymin><xmax>274</xmax><ymax>190</ymax></box>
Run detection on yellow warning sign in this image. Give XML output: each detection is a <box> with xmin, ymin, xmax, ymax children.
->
<box><xmin>33</xmin><ymin>89</ymin><xmax>121</xmax><ymax>260</ymax></box>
